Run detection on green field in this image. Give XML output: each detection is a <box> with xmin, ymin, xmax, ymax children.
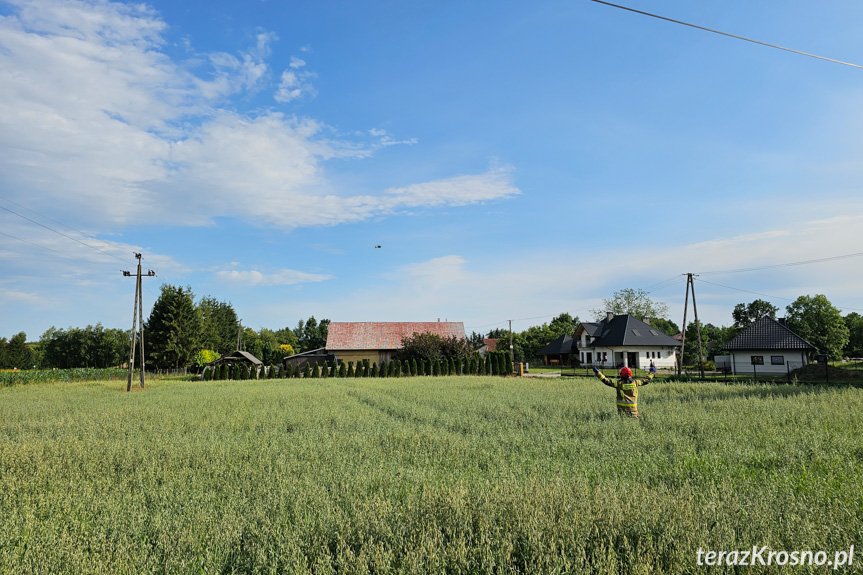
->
<box><xmin>1</xmin><ymin>376</ymin><xmax>861</xmax><ymax>574</ymax></box>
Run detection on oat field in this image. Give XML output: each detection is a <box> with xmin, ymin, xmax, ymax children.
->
<box><xmin>1</xmin><ymin>376</ymin><xmax>861</xmax><ymax>574</ymax></box>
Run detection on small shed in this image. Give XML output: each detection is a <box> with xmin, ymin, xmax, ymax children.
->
<box><xmin>536</xmin><ymin>334</ymin><xmax>576</xmax><ymax>366</ymax></box>
<box><xmin>207</xmin><ymin>350</ymin><xmax>263</xmax><ymax>376</ymax></box>
<box><xmin>721</xmin><ymin>316</ymin><xmax>815</xmax><ymax>375</ymax></box>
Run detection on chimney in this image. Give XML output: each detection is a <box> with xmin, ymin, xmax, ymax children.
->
<box><xmin>778</xmin><ymin>317</ymin><xmax>787</xmax><ymax>326</ymax></box>
<box><xmin>643</xmin><ymin>318</ymin><xmax>651</xmax><ymax>326</ymax></box>
<box><xmin>606</xmin><ymin>312</ymin><xmax>614</xmax><ymax>322</ymax></box>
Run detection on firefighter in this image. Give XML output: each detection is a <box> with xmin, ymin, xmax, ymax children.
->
<box><xmin>592</xmin><ymin>364</ymin><xmax>656</xmax><ymax>418</ymax></box>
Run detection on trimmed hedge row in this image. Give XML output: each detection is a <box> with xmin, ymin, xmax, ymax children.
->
<box><xmin>200</xmin><ymin>351</ymin><xmax>515</xmax><ymax>381</ymax></box>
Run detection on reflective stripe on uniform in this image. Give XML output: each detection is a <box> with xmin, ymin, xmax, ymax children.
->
<box><xmin>621</xmin><ymin>383</ymin><xmax>636</xmax><ymax>390</ymax></box>
<box><xmin>617</xmin><ymin>401</ymin><xmax>636</xmax><ymax>408</ymax></box>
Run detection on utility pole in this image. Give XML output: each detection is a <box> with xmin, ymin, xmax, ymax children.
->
<box><xmin>679</xmin><ymin>273</ymin><xmax>705</xmax><ymax>379</ymax></box>
<box><xmin>237</xmin><ymin>320</ymin><xmax>243</xmax><ymax>351</ymax></box>
<box><xmin>509</xmin><ymin>319</ymin><xmax>514</xmax><ymax>374</ymax></box>
<box><xmin>123</xmin><ymin>253</ymin><xmax>156</xmax><ymax>391</ymax></box>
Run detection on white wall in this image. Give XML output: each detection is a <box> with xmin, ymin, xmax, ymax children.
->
<box><xmin>728</xmin><ymin>351</ymin><xmax>809</xmax><ymax>375</ymax></box>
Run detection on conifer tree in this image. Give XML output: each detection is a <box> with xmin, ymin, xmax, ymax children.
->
<box><xmin>379</xmin><ymin>360</ymin><xmax>387</xmax><ymax>377</ymax></box>
<box><xmin>371</xmin><ymin>362</ymin><xmax>378</xmax><ymax>377</ymax></box>
<box><xmin>321</xmin><ymin>361</ymin><xmax>329</xmax><ymax>378</ymax></box>
<box><xmin>347</xmin><ymin>362</ymin><xmax>355</xmax><ymax>378</ymax></box>
<box><xmin>410</xmin><ymin>358</ymin><xmax>417</xmax><ymax>376</ymax></box>
<box><xmin>503</xmin><ymin>351</ymin><xmax>512</xmax><ymax>376</ymax></box>
<box><xmin>303</xmin><ymin>362</ymin><xmax>311</xmax><ymax>379</ymax></box>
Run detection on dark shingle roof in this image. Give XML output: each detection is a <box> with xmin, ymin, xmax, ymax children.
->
<box><xmin>577</xmin><ymin>315</ymin><xmax>681</xmax><ymax>348</ymax></box>
<box><xmin>722</xmin><ymin>316</ymin><xmax>815</xmax><ymax>351</ymax></box>
<box><xmin>537</xmin><ymin>334</ymin><xmax>575</xmax><ymax>356</ymax></box>
<box><xmin>326</xmin><ymin>322</ymin><xmax>466</xmax><ymax>350</ymax></box>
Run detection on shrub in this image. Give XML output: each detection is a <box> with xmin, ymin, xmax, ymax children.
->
<box><xmin>362</xmin><ymin>360</ymin><xmax>370</xmax><ymax>377</ymax></box>
<box><xmin>371</xmin><ymin>362</ymin><xmax>378</xmax><ymax>378</ymax></box>
<box><xmin>503</xmin><ymin>351</ymin><xmax>512</xmax><ymax>376</ymax></box>
<box><xmin>339</xmin><ymin>361</ymin><xmax>347</xmax><ymax>378</ymax></box>
<box><xmin>410</xmin><ymin>358</ymin><xmax>417</xmax><ymax>376</ymax></box>
<box><xmin>321</xmin><ymin>361</ymin><xmax>329</xmax><ymax>379</ymax></box>
<box><xmin>303</xmin><ymin>362</ymin><xmax>311</xmax><ymax>379</ymax></box>
<box><xmin>347</xmin><ymin>362</ymin><xmax>355</xmax><ymax>378</ymax></box>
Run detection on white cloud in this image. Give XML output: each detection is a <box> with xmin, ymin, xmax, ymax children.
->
<box><xmin>0</xmin><ymin>0</ymin><xmax>519</xmax><ymax>231</ymax></box>
<box><xmin>215</xmin><ymin>268</ymin><xmax>332</xmax><ymax>286</ymax></box>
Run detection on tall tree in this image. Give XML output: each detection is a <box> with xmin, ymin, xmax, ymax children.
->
<box><xmin>785</xmin><ymin>295</ymin><xmax>849</xmax><ymax>360</ymax></box>
<box><xmin>197</xmin><ymin>296</ymin><xmax>239</xmax><ymax>355</ymax></box>
<box><xmin>732</xmin><ymin>299</ymin><xmax>779</xmax><ymax>328</ymax></box>
<box><xmin>3</xmin><ymin>332</ymin><xmax>33</xmax><ymax>369</ymax></box>
<box><xmin>146</xmin><ymin>284</ymin><xmax>201</xmax><ymax>369</ymax></box>
<box><xmin>293</xmin><ymin>316</ymin><xmax>330</xmax><ymax>352</ymax></box>
<box><xmin>592</xmin><ymin>288</ymin><xmax>669</xmax><ymax>321</ymax></box>
<box><xmin>844</xmin><ymin>313</ymin><xmax>863</xmax><ymax>359</ymax></box>
<box><xmin>649</xmin><ymin>318</ymin><xmax>680</xmax><ymax>337</ymax></box>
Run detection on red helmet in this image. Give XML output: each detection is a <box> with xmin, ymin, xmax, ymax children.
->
<box><xmin>619</xmin><ymin>367</ymin><xmax>632</xmax><ymax>378</ymax></box>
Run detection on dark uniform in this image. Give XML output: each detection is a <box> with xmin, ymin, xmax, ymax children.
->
<box><xmin>593</xmin><ymin>367</ymin><xmax>655</xmax><ymax>418</ymax></box>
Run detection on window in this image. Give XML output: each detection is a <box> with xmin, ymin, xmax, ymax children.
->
<box><xmin>649</xmin><ymin>329</ymin><xmax>659</xmax><ymax>336</ymax></box>
<box><xmin>771</xmin><ymin>356</ymin><xmax>785</xmax><ymax>365</ymax></box>
<box><xmin>631</xmin><ymin>329</ymin><xmax>641</xmax><ymax>336</ymax></box>
<box><xmin>751</xmin><ymin>356</ymin><xmax>764</xmax><ymax>365</ymax></box>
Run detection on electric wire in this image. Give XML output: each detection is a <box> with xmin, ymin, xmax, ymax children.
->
<box><xmin>696</xmin><ymin>278</ymin><xmax>863</xmax><ymax>313</ymax></box>
<box><xmin>695</xmin><ymin>251</ymin><xmax>863</xmax><ymax>276</ymax></box>
<box><xmin>0</xmin><ymin>230</ymin><xmax>125</xmax><ymax>272</ymax></box>
<box><xmin>588</xmin><ymin>0</ymin><xmax>863</xmax><ymax>69</ymax></box>
<box><xmin>0</xmin><ymin>203</ymin><xmax>134</xmax><ymax>265</ymax></box>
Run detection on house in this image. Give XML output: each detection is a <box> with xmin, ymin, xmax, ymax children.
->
<box><xmin>536</xmin><ymin>334</ymin><xmax>576</xmax><ymax>366</ymax></box>
<box><xmin>325</xmin><ymin>321</ymin><xmax>466</xmax><ymax>367</ymax></box>
<box><xmin>720</xmin><ymin>316</ymin><xmax>814</xmax><ymax>375</ymax></box>
<box><xmin>575</xmin><ymin>313</ymin><xmax>681</xmax><ymax>369</ymax></box>
<box><xmin>476</xmin><ymin>338</ymin><xmax>499</xmax><ymax>358</ymax></box>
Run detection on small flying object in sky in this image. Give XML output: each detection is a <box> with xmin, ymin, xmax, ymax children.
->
<box><xmin>374</xmin><ymin>245</ymin><xmax>381</xmax><ymax>248</ymax></box>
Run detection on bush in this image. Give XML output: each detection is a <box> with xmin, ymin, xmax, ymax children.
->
<box><xmin>321</xmin><ymin>361</ymin><xmax>329</xmax><ymax>379</ymax></box>
<box><xmin>303</xmin><ymin>362</ymin><xmax>311</xmax><ymax>379</ymax></box>
<box><xmin>347</xmin><ymin>362</ymin><xmax>355</xmax><ymax>378</ymax></box>
<box><xmin>339</xmin><ymin>361</ymin><xmax>346</xmax><ymax>378</ymax></box>
<box><xmin>379</xmin><ymin>361</ymin><xmax>387</xmax><ymax>378</ymax></box>
<box><xmin>410</xmin><ymin>358</ymin><xmax>417</xmax><ymax>377</ymax></box>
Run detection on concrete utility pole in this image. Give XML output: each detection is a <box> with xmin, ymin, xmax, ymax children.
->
<box><xmin>509</xmin><ymin>319</ymin><xmax>514</xmax><ymax>374</ymax></box>
<box><xmin>123</xmin><ymin>253</ymin><xmax>156</xmax><ymax>391</ymax></box>
<box><xmin>678</xmin><ymin>273</ymin><xmax>705</xmax><ymax>379</ymax></box>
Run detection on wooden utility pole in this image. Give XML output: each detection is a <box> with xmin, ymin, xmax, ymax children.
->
<box><xmin>678</xmin><ymin>273</ymin><xmax>705</xmax><ymax>379</ymax></box>
<box><xmin>123</xmin><ymin>253</ymin><xmax>156</xmax><ymax>391</ymax></box>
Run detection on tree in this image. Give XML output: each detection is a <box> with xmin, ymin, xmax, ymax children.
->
<box><xmin>146</xmin><ymin>284</ymin><xmax>200</xmax><ymax>369</ymax></box>
<box><xmin>347</xmin><ymin>362</ymin><xmax>355</xmax><ymax>378</ymax></box>
<box><xmin>649</xmin><ymin>318</ymin><xmax>680</xmax><ymax>337</ymax></box>
<box><xmin>293</xmin><ymin>317</ymin><xmax>330</xmax><ymax>353</ymax></box>
<box><xmin>197</xmin><ymin>296</ymin><xmax>239</xmax><ymax>355</ymax></box>
<box><xmin>732</xmin><ymin>299</ymin><xmax>779</xmax><ymax>328</ymax></box>
<box><xmin>4</xmin><ymin>332</ymin><xmax>33</xmax><ymax>369</ymax></box>
<box><xmin>844</xmin><ymin>313</ymin><xmax>863</xmax><ymax>359</ymax></box>
<box><xmin>786</xmin><ymin>295</ymin><xmax>849</xmax><ymax>360</ymax></box>
<box><xmin>592</xmin><ymin>288</ymin><xmax>669</xmax><ymax>321</ymax></box>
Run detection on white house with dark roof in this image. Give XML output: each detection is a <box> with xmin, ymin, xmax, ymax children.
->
<box><xmin>720</xmin><ymin>316</ymin><xmax>814</xmax><ymax>375</ymax></box>
<box><xmin>575</xmin><ymin>313</ymin><xmax>681</xmax><ymax>370</ymax></box>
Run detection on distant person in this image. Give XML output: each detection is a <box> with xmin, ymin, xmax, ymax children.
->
<box><xmin>592</xmin><ymin>365</ymin><xmax>656</xmax><ymax>418</ymax></box>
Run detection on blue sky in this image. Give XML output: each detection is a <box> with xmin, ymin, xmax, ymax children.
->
<box><xmin>2</xmin><ymin>0</ymin><xmax>863</xmax><ymax>341</ymax></box>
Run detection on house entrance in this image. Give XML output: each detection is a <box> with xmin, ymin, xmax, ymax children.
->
<box><xmin>627</xmin><ymin>352</ymin><xmax>638</xmax><ymax>369</ymax></box>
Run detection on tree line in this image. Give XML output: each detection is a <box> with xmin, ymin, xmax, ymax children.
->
<box><xmin>4</xmin><ymin>284</ymin><xmax>328</xmax><ymax>370</ymax></box>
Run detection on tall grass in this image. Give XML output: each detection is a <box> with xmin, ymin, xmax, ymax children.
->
<box><xmin>0</xmin><ymin>377</ymin><xmax>861</xmax><ymax>574</ymax></box>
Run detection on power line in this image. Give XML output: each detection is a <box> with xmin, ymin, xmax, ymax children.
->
<box><xmin>588</xmin><ymin>0</ymin><xmax>863</xmax><ymax>69</ymax></box>
<box><xmin>0</xmin><ymin>202</ymin><xmax>133</xmax><ymax>265</ymax></box>
<box><xmin>0</xmin><ymin>230</ymin><xmax>124</xmax><ymax>272</ymax></box>
<box><xmin>695</xmin><ymin>251</ymin><xmax>863</xmax><ymax>276</ymax></box>
<box><xmin>696</xmin><ymin>277</ymin><xmax>863</xmax><ymax>312</ymax></box>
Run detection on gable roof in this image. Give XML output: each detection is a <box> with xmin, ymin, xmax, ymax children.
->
<box><xmin>216</xmin><ymin>350</ymin><xmax>263</xmax><ymax>366</ymax></box>
<box><xmin>484</xmin><ymin>338</ymin><xmax>500</xmax><ymax>352</ymax></box>
<box><xmin>577</xmin><ymin>315</ymin><xmax>681</xmax><ymax>348</ymax></box>
<box><xmin>537</xmin><ymin>334</ymin><xmax>575</xmax><ymax>356</ymax></box>
<box><xmin>722</xmin><ymin>316</ymin><xmax>815</xmax><ymax>351</ymax></box>
<box><xmin>326</xmin><ymin>322</ymin><xmax>466</xmax><ymax>350</ymax></box>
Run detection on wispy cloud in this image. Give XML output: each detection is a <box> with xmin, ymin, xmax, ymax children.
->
<box><xmin>0</xmin><ymin>0</ymin><xmax>520</xmax><ymax>232</ymax></box>
<box><xmin>215</xmin><ymin>268</ymin><xmax>333</xmax><ymax>286</ymax></box>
